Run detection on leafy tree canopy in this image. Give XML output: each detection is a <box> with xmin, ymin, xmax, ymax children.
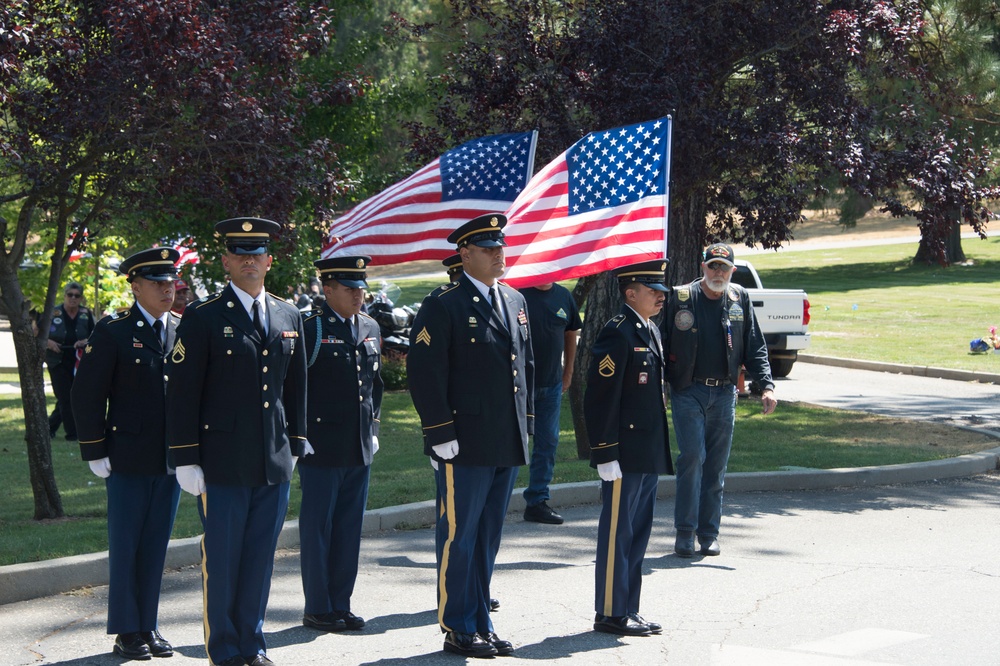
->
<box><xmin>409</xmin><ymin>0</ymin><xmax>1000</xmax><ymax>277</ymax></box>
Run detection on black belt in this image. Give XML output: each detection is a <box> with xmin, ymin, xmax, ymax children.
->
<box><xmin>692</xmin><ymin>377</ymin><xmax>731</xmax><ymax>387</ymax></box>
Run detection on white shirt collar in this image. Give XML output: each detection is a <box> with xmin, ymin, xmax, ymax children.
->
<box><xmin>465</xmin><ymin>273</ymin><xmax>497</xmax><ymax>301</ymax></box>
<box><xmin>625</xmin><ymin>304</ymin><xmax>652</xmax><ymax>329</ymax></box>
<box><xmin>229</xmin><ymin>282</ymin><xmax>266</xmax><ymax>317</ymax></box>
<box><xmin>135</xmin><ymin>302</ymin><xmax>166</xmax><ymax>329</ymax></box>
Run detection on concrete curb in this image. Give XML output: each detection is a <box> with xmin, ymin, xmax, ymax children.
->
<box><xmin>798</xmin><ymin>353</ymin><xmax>1000</xmax><ymax>385</ymax></box>
<box><xmin>4</xmin><ymin>438</ymin><xmax>1000</xmax><ymax>606</ymax></box>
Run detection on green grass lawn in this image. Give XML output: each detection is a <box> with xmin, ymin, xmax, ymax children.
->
<box><xmin>748</xmin><ymin>237</ymin><xmax>1000</xmax><ymax>372</ymax></box>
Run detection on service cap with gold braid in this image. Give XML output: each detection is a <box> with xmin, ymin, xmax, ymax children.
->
<box><xmin>314</xmin><ymin>255</ymin><xmax>371</xmax><ymax>288</ymax></box>
<box><xmin>215</xmin><ymin>217</ymin><xmax>281</xmax><ymax>255</ymax></box>
<box><xmin>613</xmin><ymin>258</ymin><xmax>670</xmax><ymax>292</ymax></box>
<box><xmin>442</xmin><ymin>253</ymin><xmax>463</xmax><ymax>279</ymax></box>
<box><xmin>119</xmin><ymin>248</ymin><xmax>180</xmax><ymax>283</ymax></box>
<box><xmin>447</xmin><ymin>213</ymin><xmax>507</xmax><ymax>248</ymax></box>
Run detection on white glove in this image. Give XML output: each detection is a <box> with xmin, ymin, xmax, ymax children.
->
<box><xmin>302</xmin><ymin>440</ymin><xmax>315</xmax><ymax>456</ymax></box>
<box><xmin>88</xmin><ymin>457</ymin><xmax>112</xmax><ymax>479</ymax></box>
<box><xmin>176</xmin><ymin>464</ymin><xmax>206</xmax><ymax>496</ymax></box>
<box><xmin>432</xmin><ymin>439</ymin><xmax>459</xmax><ymax>460</ymax></box>
<box><xmin>430</xmin><ymin>458</ymin><xmax>439</xmax><ymax>471</ymax></box>
<box><xmin>372</xmin><ymin>435</ymin><xmax>379</xmax><ymax>455</ymax></box>
<box><xmin>597</xmin><ymin>461</ymin><xmax>623</xmax><ymax>482</ymax></box>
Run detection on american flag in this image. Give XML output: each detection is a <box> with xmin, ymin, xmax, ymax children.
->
<box><xmin>173</xmin><ymin>238</ymin><xmax>199</xmax><ymax>267</ymax></box>
<box><xmin>321</xmin><ymin>131</ymin><xmax>538</xmax><ymax>263</ymax></box>
<box><xmin>502</xmin><ymin>117</ymin><xmax>671</xmax><ymax>288</ymax></box>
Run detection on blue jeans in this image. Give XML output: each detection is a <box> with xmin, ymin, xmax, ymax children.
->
<box><xmin>523</xmin><ymin>382</ymin><xmax>562</xmax><ymax>507</ymax></box>
<box><xmin>671</xmin><ymin>383</ymin><xmax>737</xmax><ymax>538</ymax></box>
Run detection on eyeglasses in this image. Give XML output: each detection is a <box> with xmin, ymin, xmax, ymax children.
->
<box><xmin>706</xmin><ymin>262</ymin><xmax>732</xmax><ymax>272</ymax></box>
<box><xmin>65</xmin><ymin>292</ymin><xmax>82</xmax><ymax>298</ymax></box>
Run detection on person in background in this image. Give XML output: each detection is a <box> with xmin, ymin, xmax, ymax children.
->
<box><xmin>661</xmin><ymin>243</ymin><xmax>776</xmax><ymax>558</ymax></box>
<box><xmin>518</xmin><ymin>282</ymin><xmax>581</xmax><ymax>525</ymax></box>
<box><xmin>71</xmin><ymin>248</ymin><xmax>182</xmax><ymax>660</ymax></box>
<box><xmin>585</xmin><ymin>259</ymin><xmax>672</xmax><ymax>637</ymax></box>
<box><xmin>166</xmin><ymin>217</ymin><xmax>308</xmax><ymax>666</ymax></box>
<box><xmin>407</xmin><ymin>213</ymin><xmax>533</xmax><ymax>658</ymax></box>
<box><xmin>299</xmin><ymin>256</ymin><xmax>383</xmax><ymax>634</ymax></box>
<box><xmin>46</xmin><ymin>280</ymin><xmax>95</xmax><ymax>441</ymax></box>
<box><xmin>170</xmin><ymin>278</ymin><xmax>193</xmax><ymax>315</ymax></box>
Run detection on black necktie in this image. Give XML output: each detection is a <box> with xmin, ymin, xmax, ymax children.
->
<box><xmin>252</xmin><ymin>301</ymin><xmax>266</xmax><ymax>339</ymax></box>
<box><xmin>152</xmin><ymin>320</ymin><xmax>164</xmax><ymax>350</ymax></box>
<box><xmin>490</xmin><ymin>287</ymin><xmax>506</xmax><ymax>328</ymax></box>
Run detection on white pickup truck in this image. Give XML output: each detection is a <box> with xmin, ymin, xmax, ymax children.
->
<box><xmin>730</xmin><ymin>259</ymin><xmax>810</xmax><ymax>377</ymax></box>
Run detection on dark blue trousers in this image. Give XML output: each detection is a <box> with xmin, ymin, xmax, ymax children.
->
<box><xmin>197</xmin><ymin>482</ymin><xmax>289</xmax><ymax>665</ymax></box>
<box><xmin>106</xmin><ymin>472</ymin><xmax>180</xmax><ymax>634</ymax></box>
<box><xmin>298</xmin><ymin>464</ymin><xmax>370</xmax><ymax>615</ymax></box>
<box><xmin>595</xmin><ymin>472</ymin><xmax>658</xmax><ymax>617</ymax></box>
<box><xmin>435</xmin><ymin>464</ymin><xmax>518</xmax><ymax>635</ymax></box>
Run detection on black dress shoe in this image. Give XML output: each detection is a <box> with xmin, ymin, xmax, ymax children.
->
<box><xmin>629</xmin><ymin>613</ymin><xmax>662</xmax><ymax>634</ymax></box>
<box><xmin>593</xmin><ymin>614</ymin><xmax>652</xmax><ymax>636</ymax></box>
<box><xmin>489</xmin><ymin>597</ymin><xmax>500</xmax><ymax>612</ymax></box>
<box><xmin>674</xmin><ymin>530</ymin><xmax>695</xmax><ymax>558</ymax></box>
<box><xmin>482</xmin><ymin>631</ymin><xmax>514</xmax><ymax>655</ymax></box>
<box><xmin>303</xmin><ymin>612</ymin><xmax>346</xmax><ymax>632</ymax></box>
<box><xmin>140</xmin><ymin>630</ymin><xmax>173</xmax><ymax>657</ymax></box>
<box><xmin>524</xmin><ymin>501</ymin><xmax>564</xmax><ymax>524</ymax></box>
<box><xmin>330</xmin><ymin>609</ymin><xmax>365</xmax><ymax>630</ymax></box>
<box><xmin>114</xmin><ymin>633</ymin><xmax>152</xmax><ymax>660</ymax></box>
<box><xmin>699</xmin><ymin>536</ymin><xmax>721</xmax><ymax>556</ymax></box>
<box><xmin>246</xmin><ymin>655</ymin><xmax>275</xmax><ymax>666</ymax></box>
<box><xmin>443</xmin><ymin>631</ymin><xmax>498</xmax><ymax>658</ymax></box>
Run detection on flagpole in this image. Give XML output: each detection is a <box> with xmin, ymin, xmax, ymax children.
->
<box><xmin>663</xmin><ymin>115</ymin><xmax>673</xmax><ymax>262</ymax></box>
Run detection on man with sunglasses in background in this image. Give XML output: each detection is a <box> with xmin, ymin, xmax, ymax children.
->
<box><xmin>661</xmin><ymin>243</ymin><xmax>777</xmax><ymax>559</ymax></box>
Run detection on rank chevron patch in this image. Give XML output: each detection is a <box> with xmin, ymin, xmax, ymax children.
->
<box><xmin>415</xmin><ymin>327</ymin><xmax>431</xmax><ymax>346</ymax></box>
<box><xmin>598</xmin><ymin>354</ymin><xmax>616</xmax><ymax>377</ymax></box>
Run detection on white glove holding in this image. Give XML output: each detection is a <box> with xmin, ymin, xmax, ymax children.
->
<box><xmin>302</xmin><ymin>440</ymin><xmax>315</xmax><ymax>456</ymax></box>
<box><xmin>597</xmin><ymin>461</ymin><xmax>623</xmax><ymax>482</ymax></box>
<box><xmin>372</xmin><ymin>435</ymin><xmax>380</xmax><ymax>455</ymax></box>
<box><xmin>88</xmin><ymin>457</ymin><xmax>112</xmax><ymax>479</ymax></box>
<box><xmin>430</xmin><ymin>458</ymin><xmax>439</xmax><ymax>471</ymax></box>
<box><xmin>432</xmin><ymin>439</ymin><xmax>459</xmax><ymax>460</ymax></box>
<box><xmin>176</xmin><ymin>464</ymin><xmax>206</xmax><ymax>496</ymax></box>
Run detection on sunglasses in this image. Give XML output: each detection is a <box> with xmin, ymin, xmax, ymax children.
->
<box><xmin>706</xmin><ymin>262</ymin><xmax>732</xmax><ymax>272</ymax></box>
<box><xmin>65</xmin><ymin>292</ymin><xmax>82</xmax><ymax>298</ymax></box>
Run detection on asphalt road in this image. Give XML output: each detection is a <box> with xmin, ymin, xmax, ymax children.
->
<box><xmin>3</xmin><ymin>473</ymin><xmax>1000</xmax><ymax>666</ymax></box>
<box><xmin>780</xmin><ymin>361</ymin><xmax>1000</xmax><ymax>432</ymax></box>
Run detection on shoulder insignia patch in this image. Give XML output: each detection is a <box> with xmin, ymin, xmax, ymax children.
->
<box><xmin>193</xmin><ymin>293</ymin><xmax>221</xmax><ymax>308</ymax></box>
<box><xmin>415</xmin><ymin>326</ymin><xmax>431</xmax><ymax>346</ymax></box>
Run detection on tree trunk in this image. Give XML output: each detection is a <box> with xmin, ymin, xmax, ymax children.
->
<box><xmin>914</xmin><ymin>220</ymin><xmax>964</xmax><ymax>265</ymax></box>
<box><xmin>0</xmin><ymin>259</ymin><xmax>64</xmax><ymax>520</ymax></box>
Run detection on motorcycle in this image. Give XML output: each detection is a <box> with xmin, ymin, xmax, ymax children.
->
<box><xmin>367</xmin><ymin>281</ymin><xmax>417</xmax><ymax>360</ymax></box>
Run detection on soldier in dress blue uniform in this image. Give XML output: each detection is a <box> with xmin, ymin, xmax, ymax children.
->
<box><xmin>166</xmin><ymin>218</ymin><xmax>307</xmax><ymax>666</ymax></box>
<box><xmin>585</xmin><ymin>259</ymin><xmax>673</xmax><ymax>637</ymax></box>
<box><xmin>442</xmin><ymin>253</ymin><xmax>463</xmax><ymax>282</ymax></box>
<box><xmin>407</xmin><ymin>213</ymin><xmax>533</xmax><ymax>658</ymax></box>
<box><xmin>71</xmin><ymin>248</ymin><xmax>182</xmax><ymax>660</ymax></box>
<box><xmin>299</xmin><ymin>255</ymin><xmax>383</xmax><ymax>634</ymax></box>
